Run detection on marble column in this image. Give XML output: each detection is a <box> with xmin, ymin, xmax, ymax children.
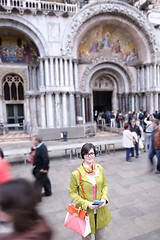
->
<box><xmin>85</xmin><ymin>96</ymin><xmax>89</xmax><ymax>122</ymax></box>
<box><xmin>32</xmin><ymin>67</ymin><xmax>37</xmax><ymax>90</ymax></box>
<box><xmin>55</xmin><ymin>58</ymin><xmax>59</xmax><ymax>87</ymax></box>
<box><xmin>157</xmin><ymin>65</ymin><xmax>160</xmax><ymax>87</ymax></box>
<box><xmin>149</xmin><ymin>64</ymin><xmax>153</xmax><ymax>88</ymax></box>
<box><xmin>0</xmin><ymin>97</ymin><xmax>3</xmax><ymax>122</ymax></box>
<box><xmin>154</xmin><ymin>63</ymin><xmax>157</xmax><ymax>88</ymax></box>
<box><xmin>25</xmin><ymin>96</ymin><xmax>30</xmax><ymax>123</ymax></box>
<box><xmin>82</xmin><ymin>95</ymin><xmax>86</xmax><ymax>124</ymax></box>
<box><xmin>64</xmin><ymin>59</ymin><xmax>69</xmax><ymax>86</ymax></box>
<box><xmin>154</xmin><ymin>92</ymin><xmax>158</xmax><ymax>111</ymax></box>
<box><xmin>44</xmin><ymin>58</ymin><xmax>50</xmax><ymax>87</ymax></box>
<box><xmin>119</xmin><ymin>94</ymin><xmax>122</xmax><ymax>112</ymax></box>
<box><xmin>40</xmin><ymin>94</ymin><xmax>46</xmax><ymax>128</ymax></box>
<box><xmin>39</xmin><ymin>58</ymin><xmax>44</xmax><ymax>86</ymax></box>
<box><xmin>131</xmin><ymin>94</ymin><xmax>135</xmax><ymax>112</ymax></box>
<box><xmin>146</xmin><ymin>65</ymin><xmax>150</xmax><ymax>91</ymax></box>
<box><xmin>69</xmin><ymin>93</ymin><xmax>76</xmax><ymax>126</ymax></box>
<box><xmin>112</xmin><ymin>88</ymin><xmax>117</xmax><ymax>113</ymax></box>
<box><xmin>74</xmin><ymin>62</ymin><xmax>79</xmax><ymax>91</ymax></box>
<box><xmin>46</xmin><ymin>93</ymin><xmax>54</xmax><ymax>128</ymax></box>
<box><xmin>60</xmin><ymin>58</ymin><xmax>64</xmax><ymax>87</ymax></box>
<box><xmin>125</xmin><ymin>94</ymin><xmax>128</xmax><ymax>112</ymax></box>
<box><xmin>62</xmin><ymin>92</ymin><xmax>68</xmax><ymax>126</ymax></box>
<box><xmin>88</xmin><ymin>95</ymin><xmax>92</xmax><ymax>122</ymax></box>
<box><xmin>139</xmin><ymin>94</ymin><xmax>143</xmax><ymax>111</ymax></box>
<box><xmin>75</xmin><ymin>94</ymin><xmax>81</xmax><ymax>124</ymax></box>
<box><xmin>32</xmin><ymin>96</ymin><xmax>37</xmax><ymax>127</ymax></box>
<box><xmin>146</xmin><ymin>94</ymin><xmax>150</xmax><ymax>113</ymax></box>
<box><xmin>150</xmin><ymin>92</ymin><xmax>154</xmax><ymax>113</ymax></box>
<box><xmin>50</xmin><ymin>57</ymin><xmax>54</xmax><ymax>86</ymax></box>
<box><xmin>143</xmin><ymin>94</ymin><xmax>146</xmax><ymax>111</ymax></box>
<box><xmin>141</xmin><ymin>67</ymin><xmax>145</xmax><ymax>91</ymax></box>
<box><xmin>28</xmin><ymin>66</ymin><xmax>32</xmax><ymax>90</ymax></box>
<box><xmin>137</xmin><ymin>68</ymin><xmax>140</xmax><ymax>92</ymax></box>
<box><xmin>55</xmin><ymin>92</ymin><xmax>61</xmax><ymax>127</ymax></box>
<box><xmin>69</xmin><ymin>58</ymin><xmax>74</xmax><ymax>87</ymax></box>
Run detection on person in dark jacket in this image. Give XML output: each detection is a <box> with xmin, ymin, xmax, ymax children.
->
<box><xmin>130</xmin><ymin>119</ymin><xmax>141</xmax><ymax>158</ymax></box>
<box><xmin>32</xmin><ymin>135</ymin><xmax>52</xmax><ymax>197</ymax></box>
<box><xmin>0</xmin><ymin>179</ymin><xmax>53</xmax><ymax>240</ymax></box>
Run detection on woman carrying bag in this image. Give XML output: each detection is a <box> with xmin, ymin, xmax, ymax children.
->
<box><xmin>68</xmin><ymin>143</ymin><xmax>111</xmax><ymax>239</ymax></box>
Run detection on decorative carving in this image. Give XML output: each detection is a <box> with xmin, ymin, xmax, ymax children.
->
<box><xmin>62</xmin><ymin>1</ymin><xmax>157</xmax><ymax>60</ymax></box>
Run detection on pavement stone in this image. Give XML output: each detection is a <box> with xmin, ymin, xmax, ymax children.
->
<box><xmin>4</xmin><ymin>143</ymin><xmax>160</xmax><ymax>240</ymax></box>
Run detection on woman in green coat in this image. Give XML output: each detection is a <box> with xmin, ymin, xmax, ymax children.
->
<box><xmin>69</xmin><ymin>143</ymin><xmax>111</xmax><ymax>240</ymax></box>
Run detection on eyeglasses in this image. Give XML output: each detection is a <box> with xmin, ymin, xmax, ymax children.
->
<box><xmin>85</xmin><ymin>152</ymin><xmax>95</xmax><ymax>157</ymax></box>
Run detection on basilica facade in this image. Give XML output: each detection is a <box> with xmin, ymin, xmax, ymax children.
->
<box><xmin>0</xmin><ymin>0</ymin><xmax>160</xmax><ymax>132</ymax></box>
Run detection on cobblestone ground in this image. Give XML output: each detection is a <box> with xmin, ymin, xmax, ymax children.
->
<box><xmin>11</xmin><ymin>149</ymin><xmax>160</xmax><ymax>240</ymax></box>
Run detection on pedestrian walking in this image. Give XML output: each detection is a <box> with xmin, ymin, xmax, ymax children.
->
<box><xmin>110</xmin><ymin>112</ymin><xmax>116</xmax><ymax>127</ymax></box>
<box><xmin>137</xmin><ymin>110</ymin><xmax>144</xmax><ymax>127</ymax></box>
<box><xmin>130</xmin><ymin>119</ymin><xmax>141</xmax><ymax>158</ymax></box>
<box><xmin>32</xmin><ymin>135</ymin><xmax>52</xmax><ymax>197</ymax></box>
<box><xmin>0</xmin><ymin>179</ymin><xmax>53</xmax><ymax>240</ymax></box>
<box><xmin>69</xmin><ymin>143</ymin><xmax>111</xmax><ymax>239</ymax></box>
<box><xmin>0</xmin><ymin>148</ymin><xmax>12</xmax><ymax>184</ymax></box>
<box><xmin>148</xmin><ymin>119</ymin><xmax>160</xmax><ymax>174</ymax></box>
<box><xmin>122</xmin><ymin>124</ymin><xmax>134</xmax><ymax>162</ymax></box>
<box><xmin>144</xmin><ymin>114</ymin><xmax>153</xmax><ymax>152</ymax></box>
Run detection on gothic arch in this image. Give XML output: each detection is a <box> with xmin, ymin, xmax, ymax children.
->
<box><xmin>0</xmin><ymin>15</ymin><xmax>48</xmax><ymax>57</ymax></box>
<box><xmin>61</xmin><ymin>1</ymin><xmax>157</xmax><ymax>62</ymax></box>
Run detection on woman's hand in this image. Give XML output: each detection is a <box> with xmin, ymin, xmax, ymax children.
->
<box><xmin>98</xmin><ymin>199</ymin><xmax>106</xmax><ymax>209</ymax></box>
<box><xmin>88</xmin><ymin>202</ymin><xmax>99</xmax><ymax>210</ymax></box>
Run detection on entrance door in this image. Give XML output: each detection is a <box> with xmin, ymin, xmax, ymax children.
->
<box><xmin>93</xmin><ymin>91</ymin><xmax>112</xmax><ymax>113</ymax></box>
<box><xmin>7</xmin><ymin>104</ymin><xmax>24</xmax><ymax>131</ymax></box>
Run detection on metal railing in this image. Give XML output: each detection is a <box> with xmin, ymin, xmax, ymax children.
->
<box><xmin>0</xmin><ymin>0</ymin><xmax>78</xmax><ymax>13</ymax></box>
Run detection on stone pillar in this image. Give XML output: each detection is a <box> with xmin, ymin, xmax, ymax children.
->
<box><xmin>75</xmin><ymin>94</ymin><xmax>81</xmax><ymax>124</ymax></box>
<box><xmin>46</xmin><ymin>93</ymin><xmax>54</xmax><ymax>128</ymax></box>
<box><xmin>32</xmin><ymin>67</ymin><xmax>37</xmax><ymax>90</ymax></box>
<box><xmin>150</xmin><ymin>92</ymin><xmax>154</xmax><ymax>113</ymax></box>
<box><xmin>55</xmin><ymin>92</ymin><xmax>61</xmax><ymax>127</ymax></box>
<box><xmin>69</xmin><ymin>93</ymin><xmax>76</xmax><ymax>126</ymax></box>
<box><xmin>112</xmin><ymin>88</ymin><xmax>117</xmax><ymax>113</ymax></box>
<box><xmin>119</xmin><ymin>94</ymin><xmax>122</xmax><ymax>112</ymax></box>
<box><xmin>143</xmin><ymin>94</ymin><xmax>146</xmax><ymax>111</ymax></box>
<box><xmin>44</xmin><ymin>58</ymin><xmax>50</xmax><ymax>87</ymax></box>
<box><xmin>50</xmin><ymin>57</ymin><xmax>54</xmax><ymax>86</ymax></box>
<box><xmin>146</xmin><ymin>93</ymin><xmax>150</xmax><ymax>113</ymax></box>
<box><xmin>88</xmin><ymin>95</ymin><xmax>92</xmax><ymax>122</ymax></box>
<box><xmin>25</xmin><ymin>96</ymin><xmax>30</xmax><ymax>123</ymax></box>
<box><xmin>154</xmin><ymin>92</ymin><xmax>158</xmax><ymax>111</ymax></box>
<box><xmin>149</xmin><ymin>64</ymin><xmax>153</xmax><ymax>88</ymax></box>
<box><xmin>131</xmin><ymin>94</ymin><xmax>135</xmax><ymax>112</ymax></box>
<box><xmin>55</xmin><ymin>58</ymin><xmax>59</xmax><ymax>87</ymax></box>
<box><xmin>137</xmin><ymin>68</ymin><xmax>140</xmax><ymax>92</ymax></box>
<box><xmin>74</xmin><ymin>62</ymin><xmax>79</xmax><ymax>91</ymax></box>
<box><xmin>139</xmin><ymin>94</ymin><xmax>143</xmax><ymax>111</ymax></box>
<box><xmin>69</xmin><ymin>58</ymin><xmax>74</xmax><ymax>87</ymax></box>
<box><xmin>141</xmin><ymin>67</ymin><xmax>145</xmax><ymax>91</ymax></box>
<box><xmin>32</xmin><ymin>96</ymin><xmax>37</xmax><ymax>127</ymax></box>
<box><xmin>0</xmin><ymin>96</ymin><xmax>3</xmax><ymax>122</ymax></box>
<box><xmin>64</xmin><ymin>59</ymin><xmax>69</xmax><ymax>86</ymax></box>
<box><xmin>60</xmin><ymin>58</ymin><xmax>64</xmax><ymax>87</ymax></box>
<box><xmin>154</xmin><ymin>63</ymin><xmax>157</xmax><ymax>88</ymax></box>
<box><xmin>157</xmin><ymin>65</ymin><xmax>160</xmax><ymax>87</ymax></box>
<box><xmin>85</xmin><ymin>96</ymin><xmax>89</xmax><ymax>123</ymax></box>
<box><xmin>146</xmin><ymin>65</ymin><xmax>150</xmax><ymax>91</ymax></box>
<box><xmin>39</xmin><ymin>58</ymin><xmax>44</xmax><ymax>86</ymax></box>
<box><xmin>82</xmin><ymin>95</ymin><xmax>86</xmax><ymax>124</ymax></box>
<box><xmin>62</xmin><ymin>92</ymin><xmax>68</xmax><ymax>126</ymax></box>
<box><xmin>125</xmin><ymin>94</ymin><xmax>128</xmax><ymax>112</ymax></box>
<box><xmin>40</xmin><ymin>93</ymin><xmax>46</xmax><ymax>128</ymax></box>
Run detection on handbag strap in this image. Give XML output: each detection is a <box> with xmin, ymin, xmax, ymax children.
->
<box><xmin>76</xmin><ymin>169</ymin><xmax>85</xmax><ymax>200</ymax></box>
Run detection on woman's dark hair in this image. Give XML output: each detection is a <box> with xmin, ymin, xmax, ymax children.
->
<box><xmin>0</xmin><ymin>179</ymin><xmax>41</xmax><ymax>232</ymax></box>
<box><xmin>0</xmin><ymin>148</ymin><xmax>4</xmax><ymax>158</ymax></box>
<box><xmin>81</xmin><ymin>143</ymin><xmax>96</xmax><ymax>159</ymax></box>
<box><xmin>124</xmin><ymin>123</ymin><xmax>129</xmax><ymax>129</ymax></box>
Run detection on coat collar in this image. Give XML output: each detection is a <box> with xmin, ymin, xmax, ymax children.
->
<box><xmin>78</xmin><ymin>163</ymin><xmax>100</xmax><ymax>184</ymax></box>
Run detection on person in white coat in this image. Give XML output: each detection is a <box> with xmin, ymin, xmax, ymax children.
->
<box><xmin>122</xmin><ymin>123</ymin><xmax>134</xmax><ymax>162</ymax></box>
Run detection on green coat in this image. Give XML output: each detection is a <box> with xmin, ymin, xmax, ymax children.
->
<box><xmin>69</xmin><ymin>163</ymin><xmax>111</xmax><ymax>235</ymax></box>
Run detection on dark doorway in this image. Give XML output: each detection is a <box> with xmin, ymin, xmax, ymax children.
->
<box><xmin>93</xmin><ymin>91</ymin><xmax>112</xmax><ymax>113</ymax></box>
<box><xmin>7</xmin><ymin>104</ymin><xmax>24</xmax><ymax>131</ymax></box>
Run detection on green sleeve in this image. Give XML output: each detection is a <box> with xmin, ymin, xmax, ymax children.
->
<box><xmin>101</xmin><ymin>168</ymin><xmax>109</xmax><ymax>202</ymax></box>
<box><xmin>69</xmin><ymin>172</ymin><xmax>89</xmax><ymax>210</ymax></box>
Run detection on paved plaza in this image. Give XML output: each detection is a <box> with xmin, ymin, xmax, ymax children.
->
<box><xmin>10</xmin><ymin>146</ymin><xmax>160</xmax><ymax>240</ymax></box>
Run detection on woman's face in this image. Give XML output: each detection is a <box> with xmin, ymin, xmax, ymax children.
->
<box><xmin>83</xmin><ymin>148</ymin><xmax>95</xmax><ymax>166</ymax></box>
